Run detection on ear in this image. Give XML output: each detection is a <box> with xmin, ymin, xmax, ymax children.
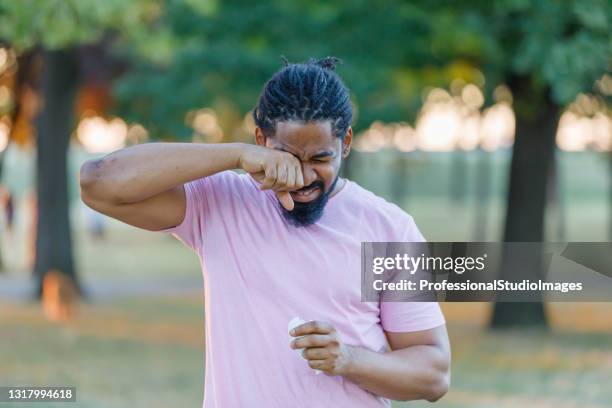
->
<box><xmin>255</xmin><ymin>127</ymin><xmax>267</xmax><ymax>147</ymax></box>
<box><xmin>341</xmin><ymin>127</ymin><xmax>353</xmax><ymax>158</ymax></box>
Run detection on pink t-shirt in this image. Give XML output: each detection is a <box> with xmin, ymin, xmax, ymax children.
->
<box><xmin>164</xmin><ymin>170</ymin><xmax>445</xmax><ymax>408</ymax></box>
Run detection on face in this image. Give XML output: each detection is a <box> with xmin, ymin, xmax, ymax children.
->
<box><xmin>255</xmin><ymin>120</ymin><xmax>352</xmax><ymax>226</ymax></box>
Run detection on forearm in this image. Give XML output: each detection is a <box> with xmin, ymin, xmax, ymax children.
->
<box><xmin>80</xmin><ymin>142</ymin><xmax>243</xmax><ymax>204</ymax></box>
<box><xmin>342</xmin><ymin>344</ymin><xmax>450</xmax><ymax>402</ymax></box>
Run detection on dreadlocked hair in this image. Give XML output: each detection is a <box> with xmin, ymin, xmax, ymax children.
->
<box><xmin>253</xmin><ymin>56</ymin><xmax>353</xmax><ymax>139</ymax></box>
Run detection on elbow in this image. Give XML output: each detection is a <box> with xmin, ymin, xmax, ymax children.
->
<box><xmin>424</xmin><ymin>370</ymin><xmax>450</xmax><ymax>402</ymax></box>
<box><xmin>79</xmin><ymin>160</ymin><xmax>98</xmax><ymax>191</ymax></box>
<box><xmin>79</xmin><ymin>159</ymin><xmax>107</xmax><ymax>206</ymax></box>
<box><xmin>393</xmin><ymin>370</ymin><xmax>450</xmax><ymax>403</ymax></box>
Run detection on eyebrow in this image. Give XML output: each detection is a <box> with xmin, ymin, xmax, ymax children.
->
<box><xmin>310</xmin><ymin>151</ymin><xmax>335</xmax><ymax>159</ymax></box>
<box><xmin>275</xmin><ymin>147</ymin><xmax>335</xmax><ymax>160</ymax></box>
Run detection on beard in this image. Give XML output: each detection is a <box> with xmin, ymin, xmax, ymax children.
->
<box><xmin>280</xmin><ymin>175</ymin><xmax>340</xmax><ymax>227</ymax></box>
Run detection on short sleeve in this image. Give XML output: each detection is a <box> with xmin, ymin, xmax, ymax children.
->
<box><xmin>380</xmin><ymin>302</ymin><xmax>445</xmax><ymax>332</ymax></box>
<box><xmin>160</xmin><ymin>171</ymin><xmax>243</xmax><ymax>252</ymax></box>
<box><xmin>160</xmin><ymin>178</ymin><xmax>207</xmax><ymax>251</ymax></box>
<box><xmin>379</xmin><ymin>213</ymin><xmax>446</xmax><ymax>332</ymax></box>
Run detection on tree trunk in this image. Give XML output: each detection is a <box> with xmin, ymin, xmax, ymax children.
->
<box><xmin>609</xmin><ymin>151</ymin><xmax>612</xmax><ymax>241</ymax></box>
<box><xmin>0</xmin><ymin>153</ymin><xmax>4</xmax><ymax>272</ymax></box>
<box><xmin>474</xmin><ymin>149</ymin><xmax>492</xmax><ymax>241</ymax></box>
<box><xmin>449</xmin><ymin>151</ymin><xmax>468</xmax><ymax>204</ymax></box>
<box><xmin>490</xmin><ymin>79</ymin><xmax>559</xmax><ymax>329</ymax></box>
<box><xmin>33</xmin><ymin>49</ymin><xmax>81</xmax><ymax>298</ymax></box>
<box><xmin>2</xmin><ymin>51</ymin><xmax>39</xmax><ymax>274</ymax></box>
<box><xmin>390</xmin><ymin>151</ymin><xmax>409</xmax><ymax>206</ymax></box>
<box><xmin>551</xmin><ymin>152</ymin><xmax>566</xmax><ymax>241</ymax></box>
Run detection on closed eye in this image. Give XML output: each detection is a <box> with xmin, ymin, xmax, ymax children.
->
<box><xmin>312</xmin><ymin>157</ymin><xmax>332</xmax><ymax>163</ymax></box>
<box><xmin>310</xmin><ymin>152</ymin><xmax>335</xmax><ymax>162</ymax></box>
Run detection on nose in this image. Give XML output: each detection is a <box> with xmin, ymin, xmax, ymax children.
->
<box><xmin>301</xmin><ymin>163</ymin><xmax>318</xmax><ymax>187</ymax></box>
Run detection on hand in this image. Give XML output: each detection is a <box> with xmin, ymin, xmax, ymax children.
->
<box><xmin>290</xmin><ymin>320</ymin><xmax>353</xmax><ymax>376</ymax></box>
<box><xmin>238</xmin><ymin>144</ymin><xmax>304</xmax><ymax>210</ymax></box>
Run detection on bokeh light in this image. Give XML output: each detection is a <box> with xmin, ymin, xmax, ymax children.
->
<box><xmin>126</xmin><ymin>123</ymin><xmax>149</xmax><ymax>145</ymax></box>
<box><xmin>187</xmin><ymin>108</ymin><xmax>223</xmax><ymax>143</ymax></box>
<box><xmin>76</xmin><ymin>116</ymin><xmax>127</xmax><ymax>153</ymax></box>
<box><xmin>355</xmin><ymin>83</ymin><xmax>517</xmax><ymax>153</ymax></box>
<box><xmin>393</xmin><ymin>124</ymin><xmax>417</xmax><ymax>152</ymax></box>
<box><xmin>557</xmin><ymin>111</ymin><xmax>612</xmax><ymax>152</ymax></box>
<box><xmin>416</xmin><ymin>102</ymin><xmax>461</xmax><ymax>152</ymax></box>
<box><xmin>0</xmin><ymin>120</ymin><xmax>9</xmax><ymax>152</ymax></box>
<box><xmin>479</xmin><ymin>103</ymin><xmax>515</xmax><ymax>152</ymax></box>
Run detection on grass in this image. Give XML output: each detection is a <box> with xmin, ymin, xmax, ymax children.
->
<box><xmin>1</xmin><ymin>298</ymin><xmax>612</xmax><ymax>408</ymax></box>
<box><xmin>403</xmin><ymin>305</ymin><xmax>612</xmax><ymax>408</ymax></box>
<box><xmin>0</xmin><ymin>296</ymin><xmax>205</xmax><ymax>408</ymax></box>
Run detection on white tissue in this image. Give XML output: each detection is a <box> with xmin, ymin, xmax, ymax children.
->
<box><xmin>288</xmin><ymin>317</ymin><xmax>322</xmax><ymax>375</ymax></box>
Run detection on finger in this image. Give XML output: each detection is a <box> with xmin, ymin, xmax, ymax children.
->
<box><xmin>295</xmin><ymin>165</ymin><xmax>305</xmax><ymax>189</ymax></box>
<box><xmin>290</xmin><ymin>320</ymin><xmax>334</xmax><ymax>336</ymax></box>
<box><xmin>273</xmin><ymin>162</ymin><xmax>288</xmax><ymax>190</ymax></box>
<box><xmin>285</xmin><ymin>164</ymin><xmax>296</xmax><ymax>191</ymax></box>
<box><xmin>260</xmin><ymin>165</ymin><xmax>277</xmax><ymax>190</ymax></box>
<box><xmin>276</xmin><ymin>191</ymin><xmax>294</xmax><ymax>211</ymax></box>
<box><xmin>307</xmin><ymin>360</ymin><xmax>327</xmax><ymax>371</ymax></box>
<box><xmin>302</xmin><ymin>347</ymin><xmax>329</xmax><ymax>360</ymax></box>
<box><xmin>291</xmin><ymin>334</ymin><xmax>333</xmax><ymax>349</ymax></box>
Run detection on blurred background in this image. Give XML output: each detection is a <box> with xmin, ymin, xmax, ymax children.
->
<box><xmin>0</xmin><ymin>1</ymin><xmax>611</xmax><ymax>407</ymax></box>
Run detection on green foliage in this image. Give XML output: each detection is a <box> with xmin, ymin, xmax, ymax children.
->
<box><xmin>114</xmin><ymin>0</ymin><xmax>610</xmax><ymax>140</ymax></box>
<box><xmin>1</xmin><ymin>0</ymin><xmax>609</xmax><ymax>139</ymax></box>
<box><xmin>0</xmin><ymin>0</ymin><xmax>161</xmax><ymax>50</ymax></box>
<box><xmin>490</xmin><ymin>0</ymin><xmax>611</xmax><ymax>104</ymax></box>
<box><xmin>113</xmin><ymin>0</ymin><xmax>461</xmax><ymax>139</ymax></box>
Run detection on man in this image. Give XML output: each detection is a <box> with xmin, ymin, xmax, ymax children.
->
<box><xmin>80</xmin><ymin>56</ymin><xmax>450</xmax><ymax>407</ymax></box>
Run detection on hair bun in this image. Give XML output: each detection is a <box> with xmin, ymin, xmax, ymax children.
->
<box><xmin>313</xmin><ymin>56</ymin><xmax>342</xmax><ymax>71</ymax></box>
<box><xmin>280</xmin><ymin>56</ymin><xmax>343</xmax><ymax>71</ymax></box>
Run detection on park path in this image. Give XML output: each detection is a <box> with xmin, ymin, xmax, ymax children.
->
<box><xmin>0</xmin><ymin>271</ymin><xmax>202</xmax><ymax>302</ymax></box>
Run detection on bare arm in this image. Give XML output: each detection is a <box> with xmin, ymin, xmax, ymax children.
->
<box><xmin>79</xmin><ymin>142</ymin><xmax>303</xmax><ymax>231</ymax></box>
<box><xmin>290</xmin><ymin>322</ymin><xmax>450</xmax><ymax>402</ymax></box>
<box><xmin>342</xmin><ymin>326</ymin><xmax>451</xmax><ymax>401</ymax></box>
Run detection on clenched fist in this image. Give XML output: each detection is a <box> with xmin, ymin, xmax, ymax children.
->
<box><xmin>290</xmin><ymin>320</ymin><xmax>353</xmax><ymax>376</ymax></box>
<box><xmin>238</xmin><ymin>145</ymin><xmax>305</xmax><ymax>210</ymax></box>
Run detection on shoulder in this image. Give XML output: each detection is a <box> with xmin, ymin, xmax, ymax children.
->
<box><xmin>343</xmin><ymin>180</ymin><xmax>425</xmax><ymax>241</ymax></box>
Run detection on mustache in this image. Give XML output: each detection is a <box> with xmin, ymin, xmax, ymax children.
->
<box><xmin>294</xmin><ymin>180</ymin><xmax>324</xmax><ymax>192</ymax></box>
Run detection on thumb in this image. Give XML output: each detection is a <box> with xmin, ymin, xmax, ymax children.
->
<box><xmin>276</xmin><ymin>191</ymin><xmax>294</xmax><ymax>211</ymax></box>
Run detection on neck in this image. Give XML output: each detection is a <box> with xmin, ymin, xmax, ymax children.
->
<box><xmin>329</xmin><ymin>177</ymin><xmax>346</xmax><ymax>198</ymax></box>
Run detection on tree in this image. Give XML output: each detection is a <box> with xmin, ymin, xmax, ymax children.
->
<box><xmin>382</xmin><ymin>0</ymin><xmax>610</xmax><ymax>328</ymax></box>
<box><xmin>0</xmin><ymin>0</ymin><xmax>168</xmax><ymax>297</ymax></box>
<box><xmin>483</xmin><ymin>0</ymin><xmax>611</xmax><ymax>328</ymax></box>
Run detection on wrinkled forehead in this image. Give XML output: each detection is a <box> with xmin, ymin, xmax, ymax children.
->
<box><xmin>267</xmin><ymin>120</ymin><xmax>341</xmax><ymax>158</ymax></box>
